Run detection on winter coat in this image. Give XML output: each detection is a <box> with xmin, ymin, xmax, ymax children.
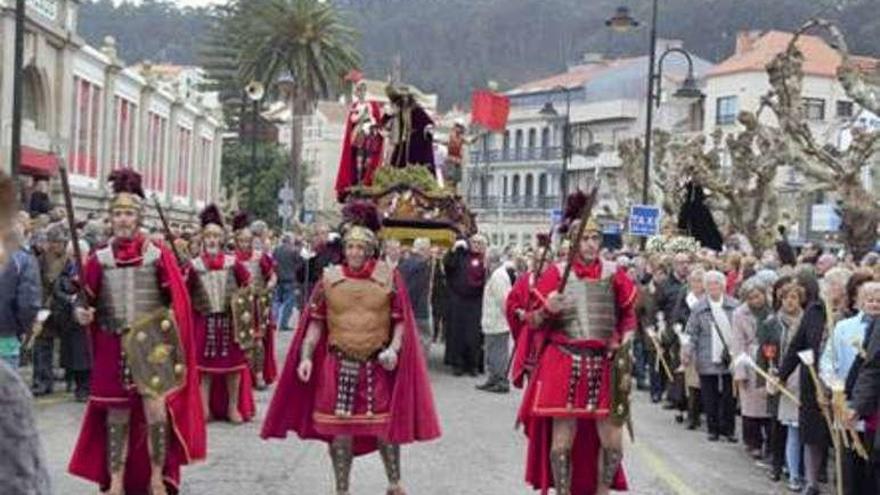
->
<box><xmin>779</xmin><ymin>302</ymin><xmax>831</xmax><ymax>447</ymax></box>
<box><xmin>731</xmin><ymin>303</ymin><xmax>771</xmax><ymax>418</ymax></box>
<box><xmin>684</xmin><ymin>296</ymin><xmax>739</xmax><ymax>376</ymax></box>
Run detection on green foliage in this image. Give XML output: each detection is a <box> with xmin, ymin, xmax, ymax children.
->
<box><xmin>80</xmin><ymin>0</ymin><xmax>878</xmax><ymax>108</ymax></box>
<box><xmin>221</xmin><ymin>141</ymin><xmax>291</xmax><ymax>227</ymax></box>
<box><xmin>365</xmin><ymin>165</ymin><xmax>442</xmax><ymax>195</ymax></box>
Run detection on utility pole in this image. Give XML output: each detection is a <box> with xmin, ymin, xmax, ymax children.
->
<box><xmin>11</xmin><ymin>0</ymin><xmax>26</xmax><ymax>190</ymax></box>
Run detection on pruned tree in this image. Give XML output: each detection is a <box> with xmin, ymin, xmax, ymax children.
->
<box><xmin>763</xmin><ymin>18</ymin><xmax>880</xmax><ymax>260</ymax></box>
<box><xmin>619</xmin><ymin>115</ymin><xmax>785</xmax><ymax>251</ymax></box>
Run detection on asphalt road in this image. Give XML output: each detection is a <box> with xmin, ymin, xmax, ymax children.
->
<box><xmin>34</xmin><ymin>331</ymin><xmax>783</xmax><ymax>494</ymax></box>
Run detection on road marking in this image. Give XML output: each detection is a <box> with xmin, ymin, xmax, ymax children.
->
<box><xmin>35</xmin><ymin>394</ymin><xmax>68</xmax><ymax>408</ymax></box>
<box><xmin>631</xmin><ymin>440</ymin><xmax>699</xmax><ymax>495</ymax></box>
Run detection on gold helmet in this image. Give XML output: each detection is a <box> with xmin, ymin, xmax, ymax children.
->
<box><xmin>341</xmin><ymin>200</ymin><xmax>381</xmax><ymax>250</ymax></box>
<box><xmin>107</xmin><ymin>169</ymin><xmax>145</xmax><ymax>213</ymax></box>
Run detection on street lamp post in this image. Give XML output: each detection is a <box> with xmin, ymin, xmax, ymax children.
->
<box><xmin>245</xmin><ymin>80</ymin><xmax>265</xmax><ymax>211</ymax></box>
<box><xmin>10</xmin><ymin>0</ymin><xmax>26</xmax><ymax>189</ymax></box>
<box><xmin>539</xmin><ymin>85</ymin><xmax>572</xmax><ymax>210</ymax></box>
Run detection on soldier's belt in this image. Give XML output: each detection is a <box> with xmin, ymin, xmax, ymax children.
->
<box><xmin>558</xmin><ymin>344</ymin><xmax>606</xmax><ymax>357</ymax></box>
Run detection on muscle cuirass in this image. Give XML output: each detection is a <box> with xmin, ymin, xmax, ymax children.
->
<box><xmin>96</xmin><ymin>243</ymin><xmax>165</xmax><ymax>334</ymax></box>
<box><xmin>323</xmin><ymin>262</ymin><xmax>393</xmax><ymax>361</ymax></box>
<box><xmin>192</xmin><ymin>255</ymin><xmax>237</xmax><ymax>314</ymax></box>
<box><xmin>559</xmin><ymin>261</ymin><xmax>618</xmax><ymax>342</ymax></box>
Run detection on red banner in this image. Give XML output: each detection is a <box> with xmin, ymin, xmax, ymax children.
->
<box><xmin>471</xmin><ymin>90</ymin><xmax>510</xmax><ymax>132</ymax></box>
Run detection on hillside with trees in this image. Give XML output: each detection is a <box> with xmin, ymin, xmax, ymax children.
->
<box><xmin>79</xmin><ymin>0</ymin><xmax>880</xmax><ymax>108</ymax></box>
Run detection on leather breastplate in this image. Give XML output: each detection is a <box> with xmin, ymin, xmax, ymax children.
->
<box><xmin>558</xmin><ymin>261</ymin><xmax>617</xmax><ymax>342</ymax></box>
<box><xmin>192</xmin><ymin>255</ymin><xmax>237</xmax><ymax>314</ymax></box>
<box><xmin>324</xmin><ymin>262</ymin><xmax>393</xmax><ymax>361</ymax></box>
<box><xmin>96</xmin><ymin>242</ymin><xmax>165</xmax><ymax>334</ymax></box>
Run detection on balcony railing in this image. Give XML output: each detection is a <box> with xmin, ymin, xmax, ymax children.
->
<box><xmin>468</xmin><ymin>195</ymin><xmax>561</xmax><ymax>210</ymax></box>
<box><xmin>470</xmin><ymin>146</ymin><xmax>563</xmax><ymax>165</ymax></box>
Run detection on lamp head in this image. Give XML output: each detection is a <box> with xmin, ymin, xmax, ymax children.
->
<box><xmin>606</xmin><ymin>6</ymin><xmax>639</xmax><ymax>33</ymax></box>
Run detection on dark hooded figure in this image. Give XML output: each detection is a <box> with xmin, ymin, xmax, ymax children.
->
<box><xmin>677</xmin><ymin>181</ymin><xmax>723</xmax><ymax>251</ymax></box>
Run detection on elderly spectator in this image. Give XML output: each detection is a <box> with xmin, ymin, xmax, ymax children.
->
<box><xmin>671</xmin><ymin>267</ymin><xmax>706</xmax><ymax>430</ymax></box>
<box><xmin>383</xmin><ymin>238</ymin><xmax>402</xmax><ymax>269</ymax></box>
<box><xmin>399</xmin><ymin>237</ymin><xmax>433</xmax><ymax>357</ymax></box>
<box><xmin>816</xmin><ymin>253</ymin><xmax>838</xmax><ymax>277</ymax></box>
<box><xmin>732</xmin><ymin>276</ymin><xmax>774</xmax><ymax>461</ymax></box>
<box><xmin>32</xmin><ymin>222</ymin><xmax>68</xmax><ymax>396</ymax></box>
<box><xmin>820</xmin><ymin>280</ymin><xmax>879</xmax><ymax>494</ymax></box>
<box><xmin>476</xmin><ymin>247</ymin><xmax>516</xmax><ymax>394</ymax></box>
<box><xmin>761</xmin><ymin>277</ymin><xmax>807</xmax><ymax>489</ymax></box>
<box><xmin>778</xmin><ymin>272</ymin><xmax>828</xmax><ymax>495</ymax></box>
<box><xmin>684</xmin><ymin>270</ymin><xmax>739</xmax><ymax>442</ymax></box>
<box><xmin>823</xmin><ymin>266</ymin><xmax>854</xmax><ymax>324</ymax></box>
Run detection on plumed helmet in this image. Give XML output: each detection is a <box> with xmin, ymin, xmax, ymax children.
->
<box><xmin>231</xmin><ymin>211</ymin><xmax>250</xmax><ymax>232</ymax></box>
<box><xmin>199</xmin><ymin>204</ymin><xmax>224</xmax><ymax>230</ymax></box>
<box><xmin>107</xmin><ymin>168</ymin><xmax>145</xmax><ymax>212</ymax></box>
<box><xmin>341</xmin><ymin>200</ymin><xmax>381</xmax><ymax>248</ymax></box>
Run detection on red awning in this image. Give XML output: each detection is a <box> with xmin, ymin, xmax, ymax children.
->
<box><xmin>20</xmin><ymin>146</ymin><xmax>59</xmax><ymax>177</ymax></box>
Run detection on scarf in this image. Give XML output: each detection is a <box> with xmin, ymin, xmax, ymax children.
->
<box><xmin>709</xmin><ymin>297</ymin><xmax>732</xmax><ymax>365</ymax></box>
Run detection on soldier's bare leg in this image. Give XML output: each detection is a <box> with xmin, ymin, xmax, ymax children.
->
<box><xmin>378</xmin><ymin>440</ymin><xmax>405</xmax><ymax>494</ymax></box>
<box><xmin>329</xmin><ymin>436</ymin><xmax>354</xmax><ymax>495</ymax></box>
<box><xmin>226</xmin><ymin>372</ymin><xmax>243</xmax><ymax>423</ymax></box>
<box><xmin>200</xmin><ymin>374</ymin><xmax>212</xmax><ymax>421</ymax></box>
<box><xmin>596</xmin><ymin>418</ymin><xmax>624</xmax><ymax>495</ymax></box>
<box><xmin>143</xmin><ymin>397</ymin><xmax>169</xmax><ymax>495</ymax></box>
<box><xmin>104</xmin><ymin>408</ymin><xmax>130</xmax><ymax>495</ymax></box>
<box><xmin>550</xmin><ymin>418</ymin><xmax>576</xmax><ymax>495</ymax></box>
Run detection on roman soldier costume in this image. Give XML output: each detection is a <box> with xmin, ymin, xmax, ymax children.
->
<box><xmin>511</xmin><ymin>192</ymin><xmax>637</xmax><ymax>495</ymax></box>
<box><xmin>190</xmin><ymin>205</ymin><xmax>255</xmax><ymax>423</ymax></box>
<box><xmin>68</xmin><ymin>169</ymin><xmax>205</xmax><ymax>495</ymax></box>
<box><xmin>262</xmin><ymin>200</ymin><xmax>441</xmax><ymax>495</ymax></box>
<box><xmin>335</xmin><ymin>77</ymin><xmax>385</xmax><ymax>201</ymax></box>
<box><xmin>232</xmin><ymin>212</ymin><xmax>279</xmax><ymax>389</ymax></box>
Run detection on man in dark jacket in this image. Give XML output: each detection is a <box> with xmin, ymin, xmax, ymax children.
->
<box><xmin>851</xmin><ymin>313</ymin><xmax>880</xmax><ymax>491</ymax></box>
<box><xmin>398</xmin><ymin>238</ymin><xmax>432</xmax><ymax>358</ymax></box>
<box><xmin>0</xmin><ymin>236</ymin><xmax>42</xmax><ymax>370</ymax></box>
<box><xmin>272</xmin><ymin>232</ymin><xmax>304</xmax><ymax>331</ymax></box>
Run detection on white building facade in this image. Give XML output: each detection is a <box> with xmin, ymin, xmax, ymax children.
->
<box><xmin>468</xmin><ymin>42</ymin><xmax>709</xmax><ymax>248</ymax></box>
<box><xmin>0</xmin><ymin>0</ymin><xmax>224</xmax><ymax>221</ymax></box>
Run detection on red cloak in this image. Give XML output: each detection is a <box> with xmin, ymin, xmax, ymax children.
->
<box><xmin>235</xmin><ymin>249</ymin><xmax>279</xmax><ymax>385</ymax></box>
<box><xmin>68</xmin><ymin>236</ymin><xmax>206</xmax><ymax>495</ymax></box>
<box><xmin>261</xmin><ymin>261</ymin><xmax>441</xmax><ymax>455</ymax></box>
<box><xmin>190</xmin><ymin>251</ymin><xmax>256</xmax><ymax>422</ymax></box>
<box><xmin>334</xmin><ymin>100</ymin><xmax>384</xmax><ymax>202</ymax></box>
<box><xmin>515</xmin><ymin>259</ymin><xmax>637</xmax><ymax>494</ymax></box>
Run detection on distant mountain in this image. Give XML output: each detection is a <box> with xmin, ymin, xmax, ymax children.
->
<box><xmin>78</xmin><ymin>0</ymin><xmax>879</xmax><ymax>108</ymax></box>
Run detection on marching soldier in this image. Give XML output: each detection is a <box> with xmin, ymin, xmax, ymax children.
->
<box><xmin>261</xmin><ymin>200</ymin><xmax>441</xmax><ymax>495</ymax></box>
<box><xmin>68</xmin><ymin>169</ymin><xmax>205</xmax><ymax>495</ymax></box>
<box><xmin>512</xmin><ymin>191</ymin><xmax>637</xmax><ymax>495</ymax></box>
<box><xmin>232</xmin><ymin>212</ymin><xmax>279</xmax><ymax>389</ymax></box>
<box><xmin>190</xmin><ymin>205</ymin><xmax>255</xmax><ymax>423</ymax></box>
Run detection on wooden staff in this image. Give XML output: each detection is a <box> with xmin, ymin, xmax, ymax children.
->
<box><xmin>558</xmin><ymin>182</ymin><xmax>601</xmax><ymax>293</ymax></box>
<box><xmin>798</xmin><ymin>350</ymin><xmax>843</xmax><ymax>495</ymax></box>
<box><xmin>737</xmin><ymin>354</ymin><xmax>801</xmax><ymax>406</ymax></box>
<box><xmin>645</xmin><ymin>325</ymin><xmax>675</xmax><ymax>382</ymax></box>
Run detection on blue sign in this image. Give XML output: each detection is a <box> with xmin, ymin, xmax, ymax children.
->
<box><xmin>602</xmin><ymin>221</ymin><xmax>623</xmax><ymax>235</ymax></box>
<box><xmin>628</xmin><ymin>205</ymin><xmax>661</xmax><ymax>237</ymax></box>
<box><xmin>550</xmin><ymin>208</ymin><xmax>563</xmax><ymax>225</ymax></box>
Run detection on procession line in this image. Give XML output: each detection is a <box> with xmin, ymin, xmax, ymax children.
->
<box><xmin>631</xmin><ymin>441</ymin><xmax>699</xmax><ymax>495</ymax></box>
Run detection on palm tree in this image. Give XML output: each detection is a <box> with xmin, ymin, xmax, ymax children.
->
<box><xmin>202</xmin><ymin>0</ymin><xmax>360</xmax><ymax>218</ymax></box>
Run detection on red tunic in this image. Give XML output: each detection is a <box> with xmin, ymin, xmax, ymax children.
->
<box><xmin>190</xmin><ymin>251</ymin><xmax>256</xmax><ymax>421</ymax></box>
<box><xmin>515</xmin><ymin>258</ymin><xmax>637</xmax><ymax>494</ymax></box>
<box><xmin>334</xmin><ymin>100</ymin><xmax>385</xmax><ymax>202</ymax></box>
<box><xmin>235</xmin><ymin>249</ymin><xmax>279</xmax><ymax>385</ymax></box>
<box><xmin>261</xmin><ymin>259</ymin><xmax>441</xmax><ymax>455</ymax></box>
<box><xmin>68</xmin><ymin>234</ymin><xmax>206</xmax><ymax>494</ymax></box>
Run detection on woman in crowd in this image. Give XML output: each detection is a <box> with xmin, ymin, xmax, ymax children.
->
<box><xmin>760</xmin><ymin>276</ymin><xmax>806</xmax><ymax>490</ymax></box>
<box><xmin>684</xmin><ymin>270</ymin><xmax>739</xmax><ymax>442</ymax></box>
<box><xmin>777</xmin><ymin>272</ymin><xmax>828</xmax><ymax>495</ymax></box>
<box><xmin>671</xmin><ymin>267</ymin><xmax>706</xmax><ymax>429</ymax></box>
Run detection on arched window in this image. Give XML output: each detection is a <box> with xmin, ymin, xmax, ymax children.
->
<box><xmin>512</xmin><ymin>174</ymin><xmax>521</xmax><ymax>198</ymax></box>
<box><xmin>23</xmin><ymin>67</ymin><xmax>46</xmax><ymax>130</ymax></box>
<box><xmin>528</xmin><ymin>128</ymin><xmax>537</xmax><ymax>155</ymax></box>
<box><xmin>503</xmin><ymin>130</ymin><xmax>510</xmax><ymax>160</ymax></box>
<box><xmin>515</xmin><ymin>130</ymin><xmax>523</xmax><ymax>159</ymax></box>
<box><xmin>538</xmin><ymin>173</ymin><xmax>548</xmax><ymax>197</ymax></box>
<box><xmin>503</xmin><ymin>175</ymin><xmax>509</xmax><ymax>198</ymax></box>
<box><xmin>525</xmin><ymin>174</ymin><xmax>534</xmax><ymax>207</ymax></box>
<box><xmin>541</xmin><ymin>127</ymin><xmax>550</xmax><ymax>158</ymax></box>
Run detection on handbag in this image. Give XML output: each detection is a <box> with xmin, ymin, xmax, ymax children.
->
<box><xmin>708</xmin><ymin>312</ymin><xmax>733</xmax><ymax>369</ymax></box>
